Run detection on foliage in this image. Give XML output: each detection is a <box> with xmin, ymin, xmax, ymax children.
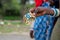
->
<box><xmin>3</xmin><ymin>16</ymin><xmax>20</xmax><ymax>20</ymax></box>
<box><xmin>0</xmin><ymin>0</ymin><xmax>34</xmax><ymax>20</ymax></box>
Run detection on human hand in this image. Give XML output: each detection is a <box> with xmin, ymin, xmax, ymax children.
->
<box><xmin>29</xmin><ymin>8</ymin><xmax>36</xmax><ymax>17</ymax></box>
<box><xmin>29</xmin><ymin>8</ymin><xmax>35</xmax><ymax>13</ymax></box>
<box><xmin>34</xmin><ymin>7</ymin><xmax>46</xmax><ymax>17</ymax></box>
<box><xmin>35</xmin><ymin>10</ymin><xmax>46</xmax><ymax>17</ymax></box>
<box><xmin>29</xmin><ymin>7</ymin><xmax>46</xmax><ymax>17</ymax></box>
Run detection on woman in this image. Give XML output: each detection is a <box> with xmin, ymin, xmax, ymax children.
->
<box><xmin>30</xmin><ymin>0</ymin><xmax>59</xmax><ymax>40</ymax></box>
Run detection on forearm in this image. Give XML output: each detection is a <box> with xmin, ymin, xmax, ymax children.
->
<box><xmin>45</xmin><ymin>8</ymin><xmax>54</xmax><ymax>15</ymax></box>
<box><xmin>30</xmin><ymin>7</ymin><xmax>60</xmax><ymax>17</ymax></box>
<box><xmin>42</xmin><ymin>8</ymin><xmax>60</xmax><ymax>17</ymax></box>
<box><xmin>36</xmin><ymin>7</ymin><xmax>54</xmax><ymax>15</ymax></box>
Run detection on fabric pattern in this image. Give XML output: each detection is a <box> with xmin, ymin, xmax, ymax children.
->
<box><xmin>24</xmin><ymin>2</ymin><xmax>59</xmax><ymax>40</ymax></box>
<box><xmin>34</xmin><ymin>15</ymin><xmax>55</xmax><ymax>40</ymax></box>
<box><xmin>33</xmin><ymin>2</ymin><xmax>56</xmax><ymax>40</ymax></box>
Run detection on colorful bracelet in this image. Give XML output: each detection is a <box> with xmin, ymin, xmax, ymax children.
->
<box><xmin>51</xmin><ymin>8</ymin><xmax>59</xmax><ymax>17</ymax></box>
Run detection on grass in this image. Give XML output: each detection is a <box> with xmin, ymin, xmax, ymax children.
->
<box><xmin>0</xmin><ymin>26</ymin><xmax>14</xmax><ymax>33</ymax></box>
<box><xmin>3</xmin><ymin>16</ymin><xmax>20</xmax><ymax>20</ymax></box>
<box><xmin>0</xmin><ymin>20</ymin><xmax>30</xmax><ymax>33</ymax></box>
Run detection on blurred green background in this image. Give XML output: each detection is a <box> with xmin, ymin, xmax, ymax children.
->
<box><xmin>0</xmin><ymin>0</ymin><xmax>34</xmax><ymax>20</ymax></box>
<box><xmin>0</xmin><ymin>0</ymin><xmax>35</xmax><ymax>33</ymax></box>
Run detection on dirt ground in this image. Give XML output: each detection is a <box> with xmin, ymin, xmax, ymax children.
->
<box><xmin>0</xmin><ymin>18</ymin><xmax>60</xmax><ymax>40</ymax></box>
<box><xmin>0</xmin><ymin>34</ymin><xmax>34</xmax><ymax>40</ymax></box>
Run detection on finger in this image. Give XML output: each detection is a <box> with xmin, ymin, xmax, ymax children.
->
<box><xmin>41</xmin><ymin>11</ymin><xmax>46</xmax><ymax>15</ymax></box>
<box><xmin>35</xmin><ymin>13</ymin><xmax>41</xmax><ymax>17</ymax></box>
<box><xmin>36</xmin><ymin>7</ymin><xmax>46</xmax><ymax>12</ymax></box>
<box><xmin>29</xmin><ymin>8</ymin><xmax>35</xmax><ymax>13</ymax></box>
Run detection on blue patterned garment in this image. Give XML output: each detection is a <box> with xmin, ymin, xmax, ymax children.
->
<box><xmin>33</xmin><ymin>2</ymin><xmax>55</xmax><ymax>40</ymax></box>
